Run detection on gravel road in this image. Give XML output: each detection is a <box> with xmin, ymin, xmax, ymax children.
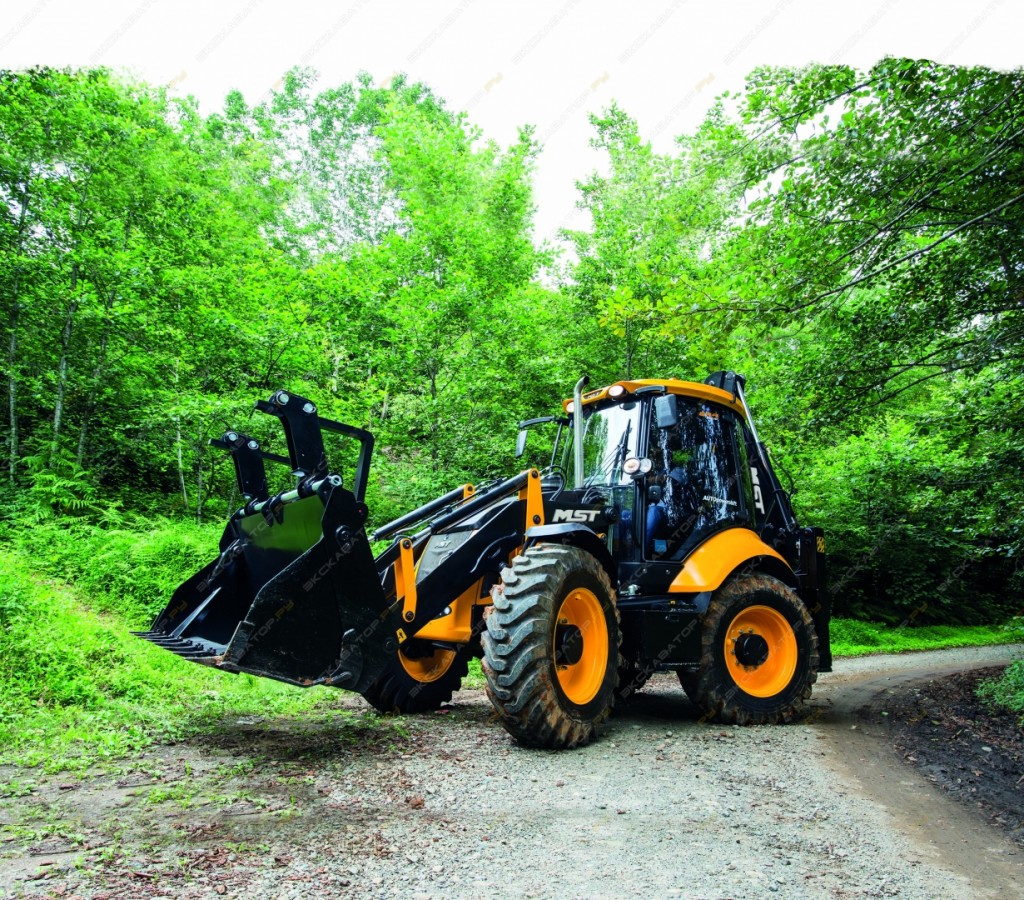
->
<box><xmin>2</xmin><ymin>646</ymin><xmax>1022</xmax><ymax>899</ymax></box>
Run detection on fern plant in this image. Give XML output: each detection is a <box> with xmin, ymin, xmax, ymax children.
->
<box><xmin>20</xmin><ymin>451</ymin><xmax>100</xmax><ymax>520</ymax></box>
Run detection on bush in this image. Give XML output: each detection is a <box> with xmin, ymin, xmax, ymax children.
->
<box><xmin>0</xmin><ymin>548</ymin><xmax>344</xmax><ymax>770</ymax></box>
<box><xmin>9</xmin><ymin>516</ymin><xmax>221</xmax><ymax>627</ymax></box>
<box><xmin>977</xmin><ymin>654</ymin><xmax>1024</xmax><ymax>724</ymax></box>
<box><xmin>787</xmin><ymin>412</ymin><xmax>1019</xmax><ymax>626</ymax></box>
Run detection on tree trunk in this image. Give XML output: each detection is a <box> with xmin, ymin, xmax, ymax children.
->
<box><xmin>7</xmin><ymin>299</ymin><xmax>18</xmax><ymax>483</ymax></box>
<box><xmin>195</xmin><ymin>451</ymin><xmax>204</xmax><ymax>525</ymax></box>
<box><xmin>175</xmin><ymin>416</ymin><xmax>189</xmax><ymax>512</ymax></box>
<box><xmin>75</xmin><ymin>318</ymin><xmax>109</xmax><ymax>468</ymax></box>
<box><xmin>428</xmin><ymin>364</ymin><xmax>439</xmax><ymax>464</ymax></box>
<box><xmin>51</xmin><ymin>263</ymin><xmax>79</xmax><ymax>467</ymax></box>
<box><xmin>52</xmin><ymin>191</ymin><xmax>89</xmax><ymax>468</ymax></box>
<box><xmin>624</xmin><ymin>320</ymin><xmax>634</xmax><ymax>380</ymax></box>
<box><xmin>6</xmin><ymin>179</ymin><xmax>31</xmax><ymax>482</ymax></box>
<box><xmin>76</xmin><ymin>212</ymin><xmax>132</xmax><ymax>469</ymax></box>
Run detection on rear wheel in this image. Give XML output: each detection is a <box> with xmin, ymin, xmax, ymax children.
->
<box><xmin>691</xmin><ymin>573</ymin><xmax>818</xmax><ymax>725</ymax></box>
<box><xmin>482</xmin><ymin>544</ymin><xmax>620</xmax><ymax>749</ymax></box>
<box><xmin>362</xmin><ymin>641</ymin><xmax>468</xmax><ymax>714</ymax></box>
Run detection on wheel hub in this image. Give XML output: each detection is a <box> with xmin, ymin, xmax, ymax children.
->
<box><xmin>398</xmin><ymin>644</ymin><xmax>458</xmax><ymax>684</ymax></box>
<box><xmin>733</xmin><ymin>632</ymin><xmax>769</xmax><ymax>667</ymax></box>
<box><xmin>555</xmin><ymin>623</ymin><xmax>584</xmax><ymax>666</ymax></box>
<box><xmin>722</xmin><ymin>604</ymin><xmax>799</xmax><ymax>698</ymax></box>
<box><xmin>551</xmin><ymin>587</ymin><xmax>609</xmax><ymax>706</ymax></box>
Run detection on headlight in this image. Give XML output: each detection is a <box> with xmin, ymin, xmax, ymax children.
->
<box><xmin>623</xmin><ymin>456</ymin><xmax>653</xmax><ymax>476</ymax></box>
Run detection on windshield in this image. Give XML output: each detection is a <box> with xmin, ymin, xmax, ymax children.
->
<box><xmin>563</xmin><ymin>402</ymin><xmax>642</xmax><ymax>487</ymax></box>
<box><xmin>645</xmin><ymin>397</ymin><xmax>753</xmax><ymax>559</ymax></box>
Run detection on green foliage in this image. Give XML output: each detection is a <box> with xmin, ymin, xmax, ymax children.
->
<box><xmin>830</xmin><ymin>618</ymin><xmax>1024</xmax><ymax>657</ymax></box>
<box><xmin>8</xmin><ymin>515</ymin><xmax>221</xmax><ymax>626</ymax></box>
<box><xmin>783</xmin><ymin>405</ymin><xmax>1018</xmax><ymax>623</ymax></box>
<box><xmin>977</xmin><ymin>655</ymin><xmax>1024</xmax><ymax>723</ymax></box>
<box><xmin>563</xmin><ymin>103</ymin><xmax>744</xmax><ymax>381</ymax></box>
<box><xmin>0</xmin><ymin>548</ymin><xmax>353</xmax><ymax>770</ymax></box>
<box><xmin>18</xmin><ymin>450</ymin><xmax>99</xmax><ymax>519</ymax></box>
<box><xmin>465</xmin><ymin>657</ymin><xmax>485</xmax><ymax>689</ymax></box>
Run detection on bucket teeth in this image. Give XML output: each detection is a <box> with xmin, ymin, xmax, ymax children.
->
<box><xmin>132</xmin><ymin>632</ymin><xmax>223</xmax><ymax>660</ymax></box>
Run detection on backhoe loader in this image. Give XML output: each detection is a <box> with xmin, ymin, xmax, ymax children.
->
<box><xmin>138</xmin><ymin>372</ymin><xmax>829</xmax><ymax>749</ymax></box>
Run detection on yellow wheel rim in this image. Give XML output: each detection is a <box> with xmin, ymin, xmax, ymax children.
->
<box><xmin>398</xmin><ymin>647</ymin><xmax>457</xmax><ymax>684</ymax></box>
<box><xmin>723</xmin><ymin>605</ymin><xmax>797</xmax><ymax>698</ymax></box>
<box><xmin>553</xmin><ymin>587</ymin><xmax>609</xmax><ymax>706</ymax></box>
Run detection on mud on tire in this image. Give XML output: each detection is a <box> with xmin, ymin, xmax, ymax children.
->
<box><xmin>692</xmin><ymin>573</ymin><xmax>818</xmax><ymax>725</ymax></box>
<box><xmin>482</xmin><ymin>544</ymin><xmax>621</xmax><ymax>749</ymax></box>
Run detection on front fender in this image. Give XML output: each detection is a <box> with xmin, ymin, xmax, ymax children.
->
<box><xmin>524</xmin><ymin>523</ymin><xmax>617</xmax><ymax>588</ymax></box>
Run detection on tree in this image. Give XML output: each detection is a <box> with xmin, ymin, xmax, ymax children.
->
<box><xmin>0</xmin><ymin>68</ymin><xmax>289</xmax><ymax>519</ymax></box>
<box><xmin>563</xmin><ymin>103</ymin><xmax>744</xmax><ymax>382</ymax></box>
<box><xmin>710</xmin><ymin>58</ymin><xmax>1024</xmax><ymax>419</ymax></box>
<box><xmin>693</xmin><ymin>59</ymin><xmax>1024</xmax><ymax>620</ymax></box>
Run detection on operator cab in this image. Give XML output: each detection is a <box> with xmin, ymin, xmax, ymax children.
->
<box><xmin>548</xmin><ymin>379</ymin><xmax>759</xmax><ymax>565</ymax></box>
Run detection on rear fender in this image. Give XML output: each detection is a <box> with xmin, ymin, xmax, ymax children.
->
<box><xmin>668</xmin><ymin>528</ymin><xmax>794</xmax><ymax>594</ymax></box>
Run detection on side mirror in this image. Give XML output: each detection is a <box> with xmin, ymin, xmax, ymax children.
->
<box><xmin>655</xmin><ymin>394</ymin><xmax>679</xmax><ymax>429</ymax></box>
<box><xmin>515</xmin><ymin>428</ymin><xmax>528</xmax><ymax>458</ymax></box>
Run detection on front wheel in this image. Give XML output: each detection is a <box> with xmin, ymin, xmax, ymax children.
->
<box><xmin>362</xmin><ymin>641</ymin><xmax>469</xmax><ymax>714</ymax></box>
<box><xmin>691</xmin><ymin>573</ymin><xmax>818</xmax><ymax>725</ymax></box>
<box><xmin>482</xmin><ymin>544</ymin><xmax>620</xmax><ymax>749</ymax></box>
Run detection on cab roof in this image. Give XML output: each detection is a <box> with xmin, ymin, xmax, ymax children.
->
<box><xmin>562</xmin><ymin>378</ymin><xmax>747</xmax><ymax>420</ymax></box>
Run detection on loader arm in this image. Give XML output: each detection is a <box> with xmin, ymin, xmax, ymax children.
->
<box><xmin>380</xmin><ymin>468</ymin><xmax>546</xmax><ymax>639</ymax></box>
<box><xmin>138</xmin><ymin>392</ymin><xmax>546</xmax><ymax>699</ymax></box>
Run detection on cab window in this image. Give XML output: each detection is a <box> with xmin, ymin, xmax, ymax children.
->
<box><xmin>645</xmin><ymin>398</ymin><xmax>752</xmax><ymax>558</ymax></box>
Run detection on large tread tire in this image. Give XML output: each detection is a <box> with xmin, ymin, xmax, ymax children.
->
<box><xmin>362</xmin><ymin>646</ymin><xmax>469</xmax><ymax>715</ymax></box>
<box><xmin>692</xmin><ymin>573</ymin><xmax>818</xmax><ymax>725</ymax></box>
<box><xmin>482</xmin><ymin>544</ymin><xmax>620</xmax><ymax>749</ymax></box>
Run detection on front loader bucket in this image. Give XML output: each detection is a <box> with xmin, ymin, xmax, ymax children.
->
<box><xmin>136</xmin><ymin>391</ymin><xmax>402</xmax><ymax>695</ymax></box>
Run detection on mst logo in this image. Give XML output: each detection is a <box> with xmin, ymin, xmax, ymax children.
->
<box><xmin>552</xmin><ymin>508</ymin><xmax>600</xmax><ymax>524</ymax></box>
<box><xmin>750</xmin><ymin>465</ymin><xmax>766</xmax><ymax>515</ymax></box>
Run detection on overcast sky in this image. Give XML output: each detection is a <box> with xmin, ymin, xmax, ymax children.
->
<box><xmin>3</xmin><ymin>0</ymin><xmax>1019</xmax><ymax>243</ymax></box>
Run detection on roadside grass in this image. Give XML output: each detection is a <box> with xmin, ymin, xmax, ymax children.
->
<box><xmin>0</xmin><ymin>548</ymin><xmax>390</xmax><ymax>773</ymax></box>
<box><xmin>7</xmin><ymin>516</ymin><xmax>222</xmax><ymax>628</ymax></box>
<box><xmin>465</xmin><ymin>658</ymin><xmax>486</xmax><ymax>688</ymax></box>
<box><xmin>977</xmin><ymin>659</ymin><xmax>1024</xmax><ymax>724</ymax></box>
<box><xmin>830</xmin><ymin>616</ymin><xmax>1024</xmax><ymax>658</ymax></box>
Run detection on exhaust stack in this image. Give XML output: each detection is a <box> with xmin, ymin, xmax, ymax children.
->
<box><xmin>573</xmin><ymin>374</ymin><xmax>589</xmax><ymax>489</ymax></box>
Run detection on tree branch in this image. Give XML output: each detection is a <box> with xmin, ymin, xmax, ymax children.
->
<box><xmin>805</xmin><ymin>191</ymin><xmax>1024</xmax><ymax>306</ymax></box>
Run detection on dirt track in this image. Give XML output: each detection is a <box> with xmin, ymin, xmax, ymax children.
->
<box><xmin>1</xmin><ymin>646</ymin><xmax>1022</xmax><ymax>899</ymax></box>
